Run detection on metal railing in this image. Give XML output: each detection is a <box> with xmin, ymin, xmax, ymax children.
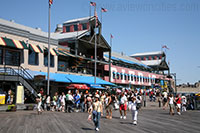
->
<box><xmin>0</xmin><ymin>66</ymin><xmax>38</xmax><ymax>94</ymax></box>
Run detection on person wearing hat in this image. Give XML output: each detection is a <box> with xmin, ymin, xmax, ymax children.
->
<box><xmin>92</xmin><ymin>95</ymin><xmax>102</xmax><ymax>131</ymax></box>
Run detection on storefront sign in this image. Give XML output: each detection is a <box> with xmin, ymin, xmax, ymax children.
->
<box><xmin>16</xmin><ymin>86</ymin><xmax>24</xmax><ymax>104</ymax></box>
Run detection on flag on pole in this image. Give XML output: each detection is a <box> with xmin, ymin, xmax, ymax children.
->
<box><xmin>90</xmin><ymin>1</ymin><xmax>96</xmax><ymax>6</ymax></box>
<box><xmin>111</xmin><ymin>34</ymin><xmax>114</xmax><ymax>38</ymax></box>
<box><xmin>162</xmin><ymin>45</ymin><xmax>169</xmax><ymax>50</ymax></box>
<box><xmin>101</xmin><ymin>8</ymin><xmax>108</xmax><ymax>12</ymax></box>
<box><xmin>49</xmin><ymin>0</ymin><xmax>53</xmax><ymax>5</ymax></box>
<box><xmin>95</xmin><ymin>10</ymin><xmax>98</xmax><ymax>26</ymax></box>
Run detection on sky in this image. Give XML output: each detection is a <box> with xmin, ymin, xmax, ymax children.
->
<box><xmin>0</xmin><ymin>0</ymin><xmax>200</xmax><ymax>84</ymax></box>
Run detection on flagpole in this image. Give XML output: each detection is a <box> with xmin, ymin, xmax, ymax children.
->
<box><xmin>89</xmin><ymin>1</ymin><xmax>91</xmax><ymax>17</ymax></box>
<box><xmin>101</xmin><ymin>9</ymin><xmax>102</xmax><ymax>27</ymax></box>
<box><xmin>47</xmin><ymin>2</ymin><xmax>51</xmax><ymax>95</ymax></box>
<box><xmin>94</xmin><ymin>6</ymin><xmax>97</xmax><ymax>85</ymax></box>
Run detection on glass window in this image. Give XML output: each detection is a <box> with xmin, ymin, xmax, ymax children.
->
<box><xmin>0</xmin><ymin>49</ymin><xmax>3</xmax><ymax>64</ymax></box>
<box><xmin>82</xmin><ymin>23</ymin><xmax>87</xmax><ymax>30</ymax></box>
<box><xmin>44</xmin><ymin>50</ymin><xmax>54</xmax><ymax>67</ymax></box>
<box><xmin>117</xmin><ymin>74</ymin><xmax>119</xmax><ymax>79</ymax></box>
<box><xmin>121</xmin><ymin>74</ymin><xmax>123</xmax><ymax>80</ymax></box>
<box><xmin>66</xmin><ymin>26</ymin><xmax>70</xmax><ymax>32</ymax></box>
<box><xmin>58</xmin><ymin>60</ymin><xmax>68</xmax><ymax>72</ymax></box>
<box><xmin>124</xmin><ymin>75</ymin><xmax>127</xmax><ymax>80</ymax></box>
<box><xmin>5</xmin><ymin>50</ymin><xmax>20</xmax><ymax>66</ymax></box>
<box><xmin>131</xmin><ymin>76</ymin><xmax>133</xmax><ymax>81</ymax></box>
<box><xmin>28</xmin><ymin>50</ymin><xmax>39</xmax><ymax>65</ymax></box>
<box><xmin>128</xmin><ymin>75</ymin><xmax>130</xmax><ymax>80</ymax></box>
<box><xmin>74</xmin><ymin>25</ymin><xmax>78</xmax><ymax>31</ymax></box>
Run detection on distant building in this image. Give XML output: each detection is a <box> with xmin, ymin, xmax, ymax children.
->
<box><xmin>130</xmin><ymin>51</ymin><xmax>169</xmax><ymax>75</ymax></box>
<box><xmin>104</xmin><ymin>52</ymin><xmax>171</xmax><ymax>89</ymax></box>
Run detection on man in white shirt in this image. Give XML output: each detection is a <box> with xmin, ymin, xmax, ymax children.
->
<box><xmin>119</xmin><ymin>92</ymin><xmax>127</xmax><ymax>119</ymax></box>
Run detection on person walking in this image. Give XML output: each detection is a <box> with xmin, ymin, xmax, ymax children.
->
<box><xmin>130</xmin><ymin>96</ymin><xmax>138</xmax><ymax>125</ymax></box>
<box><xmin>92</xmin><ymin>95</ymin><xmax>102</xmax><ymax>131</ymax></box>
<box><xmin>119</xmin><ymin>92</ymin><xmax>127</xmax><ymax>119</ymax></box>
<box><xmin>168</xmin><ymin>93</ymin><xmax>175</xmax><ymax>115</ymax></box>
<box><xmin>181</xmin><ymin>96</ymin><xmax>187</xmax><ymax>112</ymax></box>
<box><xmin>105</xmin><ymin>92</ymin><xmax>113</xmax><ymax>119</ymax></box>
<box><xmin>46</xmin><ymin>95</ymin><xmax>51</xmax><ymax>111</ymax></box>
<box><xmin>175</xmin><ymin>94</ymin><xmax>182</xmax><ymax>115</ymax></box>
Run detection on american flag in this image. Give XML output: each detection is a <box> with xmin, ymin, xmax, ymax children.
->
<box><xmin>162</xmin><ymin>45</ymin><xmax>169</xmax><ymax>50</ymax></box>
<box><xmin>101</xmin><ymin>8</ymin><xmax>108</xmax><ymax>12</ymax></box>
<box><xmin>49</xmin><ymin>0</ymin><xmax>53</xmax><ymax>5</ymax></box>
<box><xmin>111</xmin><ymin>34</ymin><xmax>114</xmax><ymax>38</ymax></box>
<box><xmin>90</xmin><ymin>2</ymin><xmax>96</xmax><ymax>6</ymax></box>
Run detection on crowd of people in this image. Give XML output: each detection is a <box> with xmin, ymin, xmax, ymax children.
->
<box><xmin>36</xmin><ymin>88</ymin><xmax>143</xmax><ymax>131</ymax></box>
<box><xmin>35</xmin><ymin>87</ymin><xmax>199</xmax><ymax>131</ymax></box>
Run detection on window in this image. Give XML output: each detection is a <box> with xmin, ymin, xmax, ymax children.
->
<box><xmin>128</xmin><ymin>75</ymin><xmax>130</xmax><ymax>81</ymax></box>
<box><xmin>74</xmin><ymin>25</ymin><xmax>78</xmax><ymax>31</ymax></box>
<box><xmin>121</xmin><ymin>74</ymin><xmax>123</xmax><ymax>80</ymax></box>
<box><xmin>131</xmin><ymin>76</ymin><xmax>133</xmax><ymax>81</ymax></box>
<box><xmin>146</xmin><ymin>57</ymin><xmax>149</xmax><ymax>60</ymax></box>
<box><xmin>124</xmin><ymin>75</ymin><xmax>127</xmax><ymax>80</ymax></box>
<box><xmin>66</xmin><ymin>26</ymin><xmax>70</xmax><ymax>32</ymax></box>
<box><xmin>5</xmin><ymin>50</ymin><xmax>20</xmax><ymax>66</ymax></box>
<box><xmin>44</xmin><ymin>50</ymin><xmax>54</xmax><ymax>67</ymax></box>
<box><xmin>113</xmin><ymin>73</ymin><xmax>115</xmax><ymax>79</ymax></box>
<box><xmin>117</xmin><ymin>74</ymin><xmax>119</xmax><ymax>79</ymax></box>
<box><xmin>82</xmin><ymin>23</ymin><xmax>87</xmax><ymax>30</ymax></box>
<box><xmin>28</xmin><ymin>50</ymin><xmax>39</xmax><ymax>65</ymax></box>
<box><xmin>0</xmin><ymin>49</ymin><xmax>3</xmax><ymax>64</ymax></box>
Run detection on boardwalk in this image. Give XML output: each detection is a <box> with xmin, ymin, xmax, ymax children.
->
<box><xmin>0</xmin><ymin>108</ymin><xmax>200</xmax><ymax>133</ymax></box>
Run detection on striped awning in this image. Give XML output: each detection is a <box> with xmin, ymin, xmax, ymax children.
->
<box><xmin>29</xmin><ymin>44</ymin><xmax>43</xmax><ymax>53</ymax></box>
<box><xmin>57</xmin><ymin>50</ymin><xmax>75</xmax><ymax>57</ymax></box>
<box><xmin>44</xmin><ymin>47</ymin><xmax>58</xmax><ymax>56</ymax></box>
<box><xmin>0</xmin><ymin>37</ymin><xmax>28</xmax><ymax>49</ymax></box>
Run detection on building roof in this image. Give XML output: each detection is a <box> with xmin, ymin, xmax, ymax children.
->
<box><xmin>140</xmin><ymin>60</ymin><xmax>162</xmax><ymax>66</ymax></box>
<box><xmin>63</xmin><ymin>16</ymin><xmax>94</xmax><ymax>24</ymax></box>
<box><xmin>51</xmin><ymin>30</ymin><xmax>89</xmax><ymax>40</ymax></box>
<box><xmin>130</xmin><ymin>51</ymin><xmax>164</xmax><ymax>57</ymax></box>
<box><xmin>104</xmin><ymin>52</ymin><xmax>150</xmax><ymax>68</ymax></box>
<box><xmin>0</xmin><ymin>18</ymin><xmax>47</xmax><ymax>38</ymax></box>
<box><xmin>0</xmin><ymin>18</ymin><xmax>58</xmax><ymax>45</ymax></box>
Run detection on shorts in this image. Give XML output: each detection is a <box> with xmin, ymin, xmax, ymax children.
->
<box><xmin>169</xmin><ymin>104</ymin><xmax>174</xmax><ymax>109</ymax></box>
<box><xmin>120</xmin><ymin>104</ymin><xmax>127</xmax><ymax>111</ymax></box>
<box><xmin>177</xmin><ymin>104</ymin><xmax>181</xmax><ymax>109</ymax></box>
<box><xmin>106</xmin><ymin>104</ymin><xmax>113</xmax><ymax>110</ymax></box>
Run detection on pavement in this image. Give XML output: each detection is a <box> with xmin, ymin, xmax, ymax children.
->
<box><xmin>0</xmin><ymin>106</ymin><xmax>199</xmax><ymax>133</ymax></box>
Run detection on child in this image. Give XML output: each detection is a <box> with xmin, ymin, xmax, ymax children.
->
<box><xmin>87</xmin><ymin>105</ymin><xmax>93</xmax><ymax>121</ymax></box>
<box><xmin>130</xmin><ymin>96</ymin><xmax>138</xmax><ymax>125</ymax></box>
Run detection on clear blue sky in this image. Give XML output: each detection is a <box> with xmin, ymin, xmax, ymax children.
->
<box><xmin>0</xmin><ymin>0</ymin><xmax>200</xmax><ymax>84</ymax></box>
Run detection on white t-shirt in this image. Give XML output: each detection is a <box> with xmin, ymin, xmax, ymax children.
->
<box><xmin>61</xmin><ymin>95</ymin><xmax>66</xmax><ymax>105</ymax></box>
<box><xmin>130</xmin><ymin>101</ymin><xmax>137</xmax><ymax>111</ymax></box>
<box><xmin>163</xmin><ymin>92</ymin><xmax>168</xmax><ymax>98</ymax></box>
<box><xmin>169</xmin><ymin>97</ymin><xmax>174</xmax><ymax>105</ymax></box>
<box><xmin>68</xmin><ymin>94</ymin><xmax>74</xmax><ymax>101</ymax></box>
<box><xmin>120</xmin><ymin>95</ymin><xmax>127</xmax><ymax>104</ymax></box>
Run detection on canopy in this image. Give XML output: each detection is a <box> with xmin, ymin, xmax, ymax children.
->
<box><xmin>66</xmin><ymin>84</ymin><xmax>90</xmax><ymax>90</ymax></box>
<box><xmin>0</xmin><ymin>37</ymin><xmax>28</xmax><ymax>49</ymax></box>
<box><xmin>27</xmin><ymin>70</ymin><xmax>115</xmax><ymax>86</ymax></box>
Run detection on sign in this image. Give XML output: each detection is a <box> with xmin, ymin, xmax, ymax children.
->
<box><xmin>16</xmin><ymin>86</ymin><xmax>24</xmax><ymax>104</ymax></box>
<box><xmin>0</xmin><ymin>94</ymin><xmax>5</xmax><ymax>104</ymax></box>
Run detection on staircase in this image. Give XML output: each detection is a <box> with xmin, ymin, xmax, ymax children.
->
<box><xmin>0</xmin><ymin>66</ymin><xmax>38</xmax><ymax>101</ymax></box>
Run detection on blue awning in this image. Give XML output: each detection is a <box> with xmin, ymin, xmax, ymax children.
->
<box><xmin>27</xmin><ymin>70</ymin><xmax>115</xmax><ymax>86</ymax></box>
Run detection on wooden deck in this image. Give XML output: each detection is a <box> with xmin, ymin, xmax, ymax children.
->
<box><xmin>0</xmin><ymin>109</ymin><xmax>200</xmax><ymax>133</ymax></box>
